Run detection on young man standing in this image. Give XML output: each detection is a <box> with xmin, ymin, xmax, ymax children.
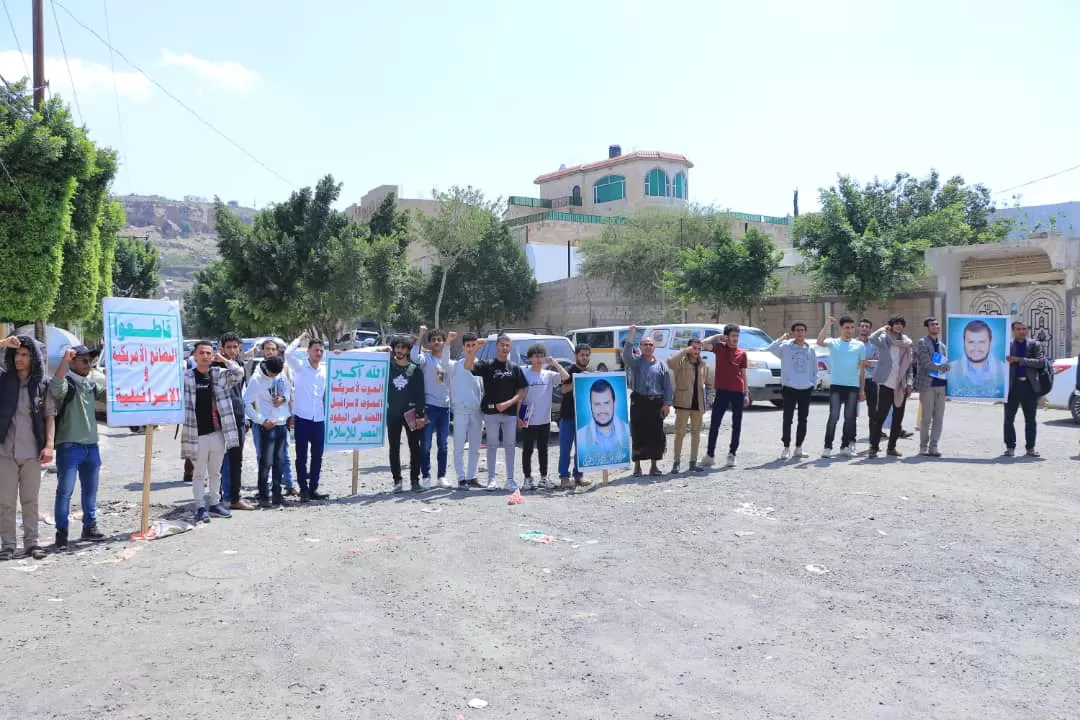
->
<box><xmin>216</xmin><ymin>332</ymin><xmax>254</xmax><ymax>511</ymax></box>
<box><xmin>817</xmin><ymin>316</ymin><xmax>866</xmax><ymax>458</ymax></box>
<box><xmin>464</xmin><ymin>334</ymin><xmax>526</xmax><ymax>491</ymax></box>
<box><xmin>242</xmin><ymin>355</ymin><xmax>292</xmax><ymax>507</ymax></box>
<box><xmin>867</xmin><ymin>316</ymin><xmax>915</xmax><ymax>459</ymax></box>
<box><xmin>410</xmin><ymin>326</ymin><xmax>456</xmax><ymax>489</ymax></box>
<box><xmin>0</xmin><ymin>335</ymin><xmax>54</xmax><ymax>561</ymax></box>
<box><xmin>767</xmin><ymin>322</ymin><xmax>817</xmax><ymax>460</ymax></box>
<box><xmin>51</xmin><ymin>346</ymin><xmax>107</xmax><ymax>548</ymax></box>
<box><xmin>450</xmin><ymin>333</ymin><xmax>485</xmax><ymax>490</ymax></box>
<box><xmin>1003</xmin><ymin>321</ymin><xmax>1048</xmax><ymax>457</ymax></box>
<box><xmin>667</xmin><ymin>337</ymin><xmax>713</xmax><ymax>473</ymax></box>
<box><xmin>701</xmin><ymin>325</ymin><xmax>748</xmax><ymax>468</ymax></box>
<box><xmin>519</xmin><ymin>345</ymin><xmax>570</xmax><ymax>490</ymax></box>
<box><xmin>915</xmin><ymin>317</ymin><xmax>951</xmax><ymax>457</ymax></box>
<box><xmin>285</xmin><ymin>332</ymin><xmax>329</xmax><ymax>501</ymax></box>
<box><xmin>181</xmin><ymin>341</ymin><xmax>244</xmax><ymax>523</ymax></box>
<box><xmin>250</xmin><ymin>339</ymin><xmax>297</xmax><ymax>495</ymax></box>
<box><xmin>388</xmin><ymin>335</ymin><xmax>426</xmax><ymax>492</ymax></box>
<box><xmin>623</xmin><ymin>325</ymin><xmax>673</xmax><ymax>477</ymax></box>
<box><xmin>556</xmin><ymin>343</ymin><xmax>592</xmax><ymax>489</ymax></box>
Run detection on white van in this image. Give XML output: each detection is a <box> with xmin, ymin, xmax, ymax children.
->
<box><xmin>566</xmin><ymin>326</ymin><xmax>644</xmax><ymax>372</ymax></box>
<box><xmin>639</xmin><ymin>323</ymin><xmax>783</xmax><ymax>407</ymax></box>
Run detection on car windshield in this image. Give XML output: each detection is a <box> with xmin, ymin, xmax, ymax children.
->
<box><xmin>737</xmin><ymin>329</ymin><xmax>773</xmax><ymax>351</ymax></box>
<box><xmin>617</xmin><ymin>327</ymin><xmax>646</xmax><ymax>347</ymax></box>
<box><xmin>512</xmin><ymin>338</ymin><xmax>575</xmax><ymax>363</ymax></box>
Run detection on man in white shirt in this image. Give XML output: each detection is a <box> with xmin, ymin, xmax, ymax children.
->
<box><xmin>410</xmin><ymin>325</ymin><xmax>457</xmax><ymax>489</ymax></box>
<box><xmin>242</xmin><ymin>355</ymin><xmax>292</xmax><ymax>507</ymax></box>
<box><xmin>519</xmin><ymin>344</ymin><xmax>569</xmax><ymax>490</ymax></box>
<box><xmin>284</xmin><ymin>333</ymin><xmax>329</xmax><ymax>501</ymax></box>
<box><xmin>449</xmin><ymin>333</ymin><xmax>485</xmax><ymax>489</ymax></box>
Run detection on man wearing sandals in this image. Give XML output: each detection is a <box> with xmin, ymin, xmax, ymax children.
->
<box><xmin>0</xmin><ymin>335</ymin><xmax>55</xmax><ymax>561</ymax></box>
<box><xmin>623</xmin><ymin>325</ymin><xmax>673</xmax><ymax>477</ymax></box>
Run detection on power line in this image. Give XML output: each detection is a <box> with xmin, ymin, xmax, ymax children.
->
<box><xmin>52</xmin><ymin>0</ymin><xmax>296</xmax><ymax>190</ymax></box>
<box><xmin>995</xmin><ymin>162</ymin><xmax>1080</xmax><ymax>196</ymax></box>
<box><xmin>101</xmin><ymin>0</ymin><xmax>130</xmax><ymax>185</ymax></box>
<box><xmin>48</xmin><ymin>0</ymin><xmax>82</xmax><ymax>124</ymax></box>
<box><xmin>0</xmin><ymin>155</ymin><xmax>32</xmax><ymax>211</ymax></box>
<box><xmin>1</xmin><ymin>0</ymin><xmax>30</xmax><ymax>80</ymax></box>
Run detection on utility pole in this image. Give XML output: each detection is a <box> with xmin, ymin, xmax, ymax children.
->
<box><xmin>32</xmin><ymin>0</ymin><xmax>46</xmax><ymax>344</ymax></box>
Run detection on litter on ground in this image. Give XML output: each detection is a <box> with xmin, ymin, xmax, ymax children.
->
<box><xmin>519</xmin><ymin>530</ymin><xmax>555</xmax><ymax>544</ymax></box>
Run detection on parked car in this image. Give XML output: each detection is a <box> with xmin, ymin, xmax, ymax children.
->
<box><xmin>334</xmin><ymin>329</ymin><xmax>380</xmax><ymax>351</ymax></box>
<box><xmin>1044</xmin><ymin>355</ymin><xmax>1080</xmax><ymax>422</ymax></box>
<box><xmin>566</xmin><ymin>326</ymin><xmax>643</xmax><ymax>372</ymax></box>
<box><xmin>640</xmin><ymin>323</ymin><xmax>785</xmax><ymax>407</ymax></box>
<box><xmin>477</xmin><ymin>333</ymin><xmax>576</xmax><ymax>424</ymax></box>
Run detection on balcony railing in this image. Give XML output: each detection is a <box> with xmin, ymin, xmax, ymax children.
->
<box><xmin>504</xmin><ymin>211</ymin><xmax>626</xmax><ymax>228</ymax></box>
<box><xmin>730</xmin><ymin>211</ymin><xmax>789</xmax><ymax>226</ymax></box>
<box><xmin>508</xmin><ymin>195</ymin><xmax>583</xmax><ymax>209</ymax></box>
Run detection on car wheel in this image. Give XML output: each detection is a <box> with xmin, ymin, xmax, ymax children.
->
<box><xmin>596</xmin><ymin>363</ymin><xmax>608</xmax><ymax>372</ymax></box>
<box><xmin>770</xmin><ymin>400</ymin><xmax>784</xmax><ymax>408</ymax></box>
<box><xmin>1070</xmin><ymin>393</ymin><xmax>1080</xmax><ymax>424</ymax></box>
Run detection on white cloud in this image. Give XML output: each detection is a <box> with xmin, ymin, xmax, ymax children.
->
<box><xmin>161</xmin><ymin>49</ymin><xmax>259</xmax><ymax>92</ymax></box>
<box><xmin>0</xmin><ymin>50</ymin><xmax>152</xmax><ymax>101</ymax></box>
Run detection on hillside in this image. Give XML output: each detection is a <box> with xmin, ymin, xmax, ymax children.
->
<box><xmin>116</xmin><ymin>194</ymin><xmax>257</xmax><ymax>298</ymax></box>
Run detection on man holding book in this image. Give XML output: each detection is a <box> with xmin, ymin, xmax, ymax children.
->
<box><xmin>387</xmin><ymin>335</ymin><xmax>426</xmax><ymax>493</ymax></box>
<box><xmin>518</xmin><ymin>344</ymin><xmax>570</xmax><ymax>491</ymax></box>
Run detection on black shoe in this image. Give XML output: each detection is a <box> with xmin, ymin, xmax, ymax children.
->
<box><xmin>272</xmin><ymin>495</ymin><xmax>285</xmax><ymax>506</ymax></box>
<box><xmin>299</xmin><ymin>491</ymin><xmax>311</xmax><ymax>503</ymax></box>
<box><xmin>466</xmin><ymin>479</ymin><xmax>484</xmax><ymax>489</ymax></box>
<box><xmin>81</xmin><ymin>523</ymin><xmax>105</xmax><ymax>542</ymax></box>
<box><xmin>410</xmin><ymin>482</ymin><xmax>423</xmax><ymax>493</ymax></box>
<box><xmin>899</xmin><ymin>430</ymin><xmax>914</xmax><ymax>439</ymax></box>
<box><xmin>258</xmin><ymin>498</ymin><xmax>273</xmax><ymax>509</ymax></box>
<box><xmin>309</xmin><ymin>491</ymin><xmax>329</xmax><ymax>501</ymax></box>
<box><xmin>55</xmin><ymin>528</ymin><xmax>68</xmax><ymax>549</ymax></box>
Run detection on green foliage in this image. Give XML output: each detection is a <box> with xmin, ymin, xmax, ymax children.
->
<box><xmin>579</xmin><ymin>206</ymin><xmax>734</xmax><ymax>304</ymax></box>
<box><xmin>363</xmin><ymin>233</ymin><xmax>406</xmax><ymax>335</ymax></box>
<box><xmin>112</xmin><ymin>236</ymin><xmax>161</xmax><ymax>299</ymax></box>
<box><xmin>428</xmin><ymin>216</ymin><xmax>538</xmax><ymax>331</ymax></box>
<box><xmin>183</xmin><ymin>260</ymin><xmax>253</xmax><ymax>338</ymax></box>
<box><xmin>367</xmin><ymin>191</ymin><xmax>411</xmax><ymax>253</ymax></box>
<box><xmin>83</xmin><ymin>201</ymin><xmax>125</xmax><ymax>339</ymax></box>
<box><xmin>795</xmin><ymin>171</ymin><xmax>1013</xmax><ymax>312</ymax></box>
<box><xmin>0</xmin><ymin>82</ymin><xmax>95</xmax><ymax>321</ymax></box>
<box><xmin>213</xmin><ymin>175</ymin><xmax>368</xmax><ymax>339</ymax></box>
<box><xmin>415</xmin><ymin>185</ymin><xmax>501</xmax><ymax>328</ymax></box>
<box><xmin>54</xmin><ymin>148</ymin><xmax>119</xmax><ymax>324</ymax></box>
<box><xmin>667</xmin><ymin>227</ymin><xmax>782</xmax><ymax>319</ymax></box>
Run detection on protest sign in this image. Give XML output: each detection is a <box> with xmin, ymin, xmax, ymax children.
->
<box><xmin>324</xmin><ymin>352</ymin><xmax>390</xmax><ymax>450</ymax></box>
<box><xmin>102</xmin><ymin>297</ymin><xmax>184</xmax><ymax>426</ymax></box>
<box><xmin>574</xmin><ymin>372</ymin><xmax>631</xmax><ymax>473</ymax></box>
<box><xmin>946</xmin><ymin>314</ymin><xmax>1009</xmax><ymax>400</ymax></box>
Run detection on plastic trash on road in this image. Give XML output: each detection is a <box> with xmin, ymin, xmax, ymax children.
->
<box><xmin>519</xmin><ymin>530</ymin><xmax>555</xmax><ymax>544</ymax></box>
<box><xmin>130</xmin><ymin>519</ymin><xmax>195</xmax><ymax>541</ymax></box>
<box><xmin>507</xmin><ymin>489</ymin><xmax>524</xmax><ymax>505</ymax></box>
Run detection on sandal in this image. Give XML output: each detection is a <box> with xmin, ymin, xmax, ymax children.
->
<box><xmin>649</xmin><ymin>467</ymin><xmax>664</xmax><ymax>476</ymax></box>
<box><xmin>29</xmin><ymin>546</ymin><xmax>46</xmax><ymax>560</ymax></box>
<box><xmin>0</xmin><ymin>548</ymin><xmax>13</xmax><ymax>561</ymax></box>
<box><xmin>632</xmin><ymin>467</ymin><xmax>642</xmax><ymax>477</ymax></box>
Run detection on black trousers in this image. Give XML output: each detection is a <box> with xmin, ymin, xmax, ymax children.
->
<box><xmin>388</xmin><ymin>414</ymin><xmax>421</xmax><ymax>483</ymax></box>
<box><xmin>781</xmin><ymin>387</ymin><xmax>812</xmax><ymax>447</ymax></box>
<box><xmin>863</xmin><ymin>378</ymin><xmax>878</xmax><ymax>418</ymax></box>
<box><xmin>1004</xmin><ymin>380</ymin><xmax>1038</xmax><ymax>450</ymax></box>
<box><xmin>521</xmin><ymin>424</ymin><xmax>550</xmax><ymax>478</ymax></box>
<box><xmin>869</xmin><ymin>386</ymin><xmax>908</xmax><ymax>451</ymax></box>
<box><xmin>226</xmin><ymin>445</ymin><xmax>243</xmax><ymax>502</ymax></box>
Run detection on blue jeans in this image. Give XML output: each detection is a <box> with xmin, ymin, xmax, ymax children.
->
<box><xmin>256</xmin><ymin>425</ymin><xmax>288</xmax><ymax>500</ymax></box>
<box><xmin>294</xmin><ymin>417</ymin><xmax>325</xmax><ymax>493</ymax></box>
<box><xmin>54</xmin><ymin>443</ymin><xmax>101</xmax><ymax>531</ymax></box>
<box><xmin>825</xmin><ymin>386</ymin><xmax>859</xmax><ymax>449</ymax></box>
<box><xmin>420</xmin><ymin>405</ymin><xmax>451</xmax><ymax>479</ymax></box>
<box><xmin>252</xmin><ymin>423</ymin><xmax>295</xmax><ymax>488</ymax></box>
<box><xmin>557</xmin><ymin>418</ymin><xmax>582</xmax><ymax>479</ymax></box>
<box><xmin>707</xmin><ymin>391</ymin><xmax>744</xmax><ymax>457</ymax></box>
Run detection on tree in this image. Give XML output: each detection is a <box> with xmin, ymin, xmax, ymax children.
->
<box><xmin>579</xmin><ymin>206</ymin><xmax>734</xmax><ymax>310</ymax></box>
<box><xmin>214</xmin><ymin>175</ymin><xmax>368</xmax><ymax>339</ymax></box>
<box><xmin>82</xmin><ymin>200</ymin><xmax>125</xmax><ymax>339</ymax></box>
<box><xmin>0</xmin><ymin>80</ymin><xmax>94</xmax><ymax>322</ymax></box>
<box><xmin>367</xmin><ymin>191</ymin><xmax>411</xmax><ymax>253</ymax></box>
<box><xmin>184</xmin><ymin>260</ymin><xmax>250</xmax><ymax>338</ymax></box>
<box><xmin>112</xmin><ymin>236</ymin><xmax>161</xmax><ymax>299</ymax></box>
<box><xmin>362</xmin><ymin>233</ymin><xmax>404</xmax><ymax>336</ymax></box>
<box><xmin>667</xmin><ymin>226</ymin><xmax>782</xmax><ymax>320</ymax></box>
<box><xmin>795</xmin><ymin>171</ymin><xmax>1014</xmax><ymax>312</ymax></box>
<box><xmin>415</xmin><ymin>186</ymin><xmax>500</xmax><ymax>328</ymax></box>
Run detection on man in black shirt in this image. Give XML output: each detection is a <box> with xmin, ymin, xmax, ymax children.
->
<box><xmin>386</xmin><ymin>335</ymin><xmax>427</xmax><ymax>493</ymax></box>
<box><xmin>557</xmin><ymin>343</ymin><xmax>592</xmax><ymax>489</ymax></box>
<box><xmin>1003</xmin><ymin>320</ymin><xmax>1048</xmax><ymax>457</ymax></box>
<box><xmin>464</xmin><ymin>335</ymin><xmax>526</xmax><ymax>492</ymax></box>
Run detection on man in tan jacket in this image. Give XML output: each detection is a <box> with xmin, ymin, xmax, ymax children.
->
<box><xmin>667</xmin><ymin>337</ymin><xmax>713</xmax><ymax>473</ymax></box>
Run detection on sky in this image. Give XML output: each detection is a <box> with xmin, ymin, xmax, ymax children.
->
<box><xmin>2</xmin><ymin>0</ymin><xmax>1078</xmax><ymax>216</ymax></box>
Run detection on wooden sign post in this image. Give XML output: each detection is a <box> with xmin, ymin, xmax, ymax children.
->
<box><xmin>351</xmin><ymin>450</ymin><xmax>360</xmax><ymax>495</ymax></box>
<box><xmin>139</xmin><ymin>425</ymin><xmax>155</xmax><ymax>536</ymax></box>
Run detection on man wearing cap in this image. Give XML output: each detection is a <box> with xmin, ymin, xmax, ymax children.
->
<box><xmin>51</xmin><ymin>345</ymin><xmax>108</xmax><ymax>548</ymax></box>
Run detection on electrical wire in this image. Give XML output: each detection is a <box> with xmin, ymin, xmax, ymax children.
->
<box><xmin>48</xmin><ymin>0</ymin><xmax>82</xmax><ymax>124</ymax></box>
<box><xmin>101</xmin><ymin>0</ymin><xmax>130</xmax><ymax>185</ymax></box>
<box><xmin>52</xmin><ymin>0</ymin><xmax>296</xmax><ymax>190</ymax></box>
<box><xmin>0</xmin><ymin>155</ymin><xmax>33</xmax><ymax>210</ymax></box>
<box><xmin>1</xmin><ymin>0</ymin><xmax>30</xmax><ymax>80</ymax></box>
<box><xmin>995</xmin><ymin>163</ymin><xmax>1080</xmax><ymax>196</ymax></box>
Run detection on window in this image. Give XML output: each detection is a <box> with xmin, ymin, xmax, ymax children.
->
<box><xmin>644</xmin><ymin>168</ymin><xmax>670</xmax><ymax>197</ymax></box>
<box><xmin>673</xmin><ymin>172</ymin><xmax>687</xmax><ymax>199</ymax></box>
<box><xmin>571</xmin><ymin>185</ymin><xmax>581</xmax><ymax>205</ymax></box>
<box><xmin>593</xmin><ymin>175</ymin><xmax>626</xmax><ymax>204</ymax></box>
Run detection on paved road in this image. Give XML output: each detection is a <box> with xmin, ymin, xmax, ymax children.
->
<box><xmin>2</xmin><ymin>399</ymin><xmax>1078</xmax><ymax>719</ymax></box>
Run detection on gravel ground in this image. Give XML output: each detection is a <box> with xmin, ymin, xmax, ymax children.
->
<box><xmin>2</xmin><ymin>398</ymin><xmax>1078</xmax><ymax>720</ymax></box>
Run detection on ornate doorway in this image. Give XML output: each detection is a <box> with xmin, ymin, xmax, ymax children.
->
<box><xmin>1021</xmin><ymin>289</ymin><xmax>1064</xmax><ymax>358</ymax></box>
<box><xmin>967</xmin><ymin>291</ymin><xmax>1006</xmax><ymax>316</ymax></box>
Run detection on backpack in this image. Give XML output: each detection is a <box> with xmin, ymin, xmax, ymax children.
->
<box><xmin>56</xmin><ymin>383</ymin><xmax>77</xmax><ymax>419</ymax></box>
<box><xmin>1034</xmin><ymin>358</ymin><xmax>1053</xmax><ymax>397</ymax></box>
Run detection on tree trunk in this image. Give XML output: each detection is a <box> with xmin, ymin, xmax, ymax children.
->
<box><xmin>434</xmin><ymin>267</ymin><xmax>450</xmax><ymax>330</ymax></box>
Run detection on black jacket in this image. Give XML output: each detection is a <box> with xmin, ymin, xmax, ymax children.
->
<box><xmin>0</xmin><ymin>335</ymin><xmax>49</xmax><ymax>451</ymax></box>
<box><xmin>1009</xmin><ymin>339</ymin><xmax>1048</xmax><ymax>393</ymax></box>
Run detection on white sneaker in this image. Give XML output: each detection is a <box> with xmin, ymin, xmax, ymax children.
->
<box><xmin>437</xmin><ymin>476</ymin><xmax>453</xmax><ymax>489</ymax></box>
<box><xmin>780</xmin><ymin>447</ymin><xmax>791</xmax><ymax>460</ymax></box>
<box><xmin>523</xmin><ymin>477</ymin><xmax>535</xmax><ymax>491</ymax></box>
<box><xmin>725</xmin><ymin>454</ymin><xmax>736</xmax><ymax>467</ymax></box>
<box><xmin>484</xmin><ymin>479</ymin><xmax>498</xmax><ymax>491</ymax></box>
<box><xmin>700</xmin><ymin>454</ymin><xmax>715</xmax><ymax>467</ymax></box>
<box><xmin>822</xmin><ymin>448</ymin><xmax>833</xmax><ymax>458</ymax></box>
<box><xmin>392</xmin><ymin>481</ymin><xmax>403</xmax><ymax>494</ymax></box>
<box><xmin>505</xmin><ymin>480</ymin><xmax>519</xmax><ymax>493</ymax></box>
<box><xmin>540</xmin><ymin>476</ymin><xmax>550</xmax><ymax>489</ymax></box>
<box><xmin>794</xmin><ymin>446</ymin><xmax>809</xmax><ymax>458</ymax></box>
<box><xmin>841</xmin><ymin>446</ymin><xmax>854</xmax><ymax>458</ymax></box>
